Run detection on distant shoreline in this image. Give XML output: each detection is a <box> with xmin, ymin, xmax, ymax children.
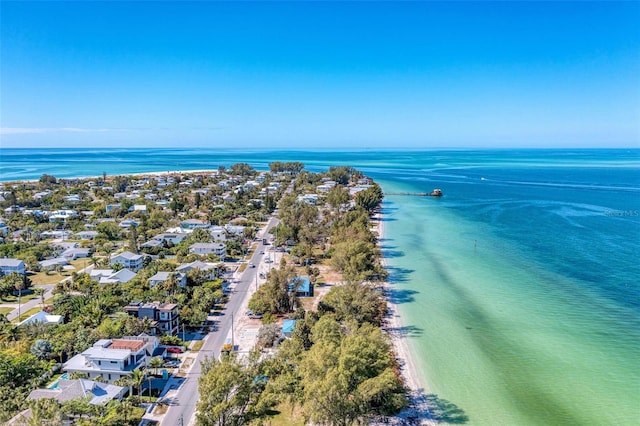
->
<box><xmin>1</xmin><ymin>169</ymin><xmax>228</xmax><ymax>185</ymax></box>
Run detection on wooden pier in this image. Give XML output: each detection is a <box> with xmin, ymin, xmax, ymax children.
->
<box><xmin>385</xmin><ymin>189</ymin><xmax>443</xmax><ymax>197</ymax></box>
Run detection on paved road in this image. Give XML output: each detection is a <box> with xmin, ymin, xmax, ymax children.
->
<box><xmin>3</xmin><ymin>284</ymin><xmax>55</xmax><ymax>321</ymax></box>
<box><xmin>2</xmin><ymin>264</ymin><xmax>95</xmax><ymax>322</ymax></box>
<box><xmin>161</xmin><ymin>215</ymin><xmax>280</xmax><ymax>426</ymax></box>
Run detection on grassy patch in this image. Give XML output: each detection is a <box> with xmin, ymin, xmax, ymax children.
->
<box><xmin>0</xmin><ymin>292</ymin><xmax>40</xmax><ymax>303</ymax></box>
<box><xmin>69</xmin><ymin>258</ymin><xmax>92</xmax><ymax>270</ymax></box>
<box><xmin>29</xmin><ymin>271</ymin><xmax>65</xmax><ymax>285</ymax></box>
<box><xmin>11</xmin><ymin>306</ymin><xmax>42</xmax><ymax>323</ymax></box>
<box><xmin>238</xmin><ymin>263</ymin><xmax>248</xmax><ymax>273</ymax></box>
<box><xmin>0</xmin><ymin>307</ymin><xmax>13</xmax><ymax>316</ymax></box>
<box><xmin>191</xmin><ymin>340</ymin><xmax>204</xmax><ymax>352</ymax></box>
<box><xmin>254</xmin><ymin>402</ymin><xmax>305</xmax><ymax>426</ymax></box>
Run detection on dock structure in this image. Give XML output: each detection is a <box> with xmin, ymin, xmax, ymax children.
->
<box><xmin>385</xmin><ymin>189</ymin><xmax>443</xmax><ymax>197</ymax></box>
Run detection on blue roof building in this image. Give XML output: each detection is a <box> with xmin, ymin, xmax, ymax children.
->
<box><xmin>288</xmin><ymin>276</ymin><xmax>313</xmax><ymax>297</ymax></box>
<box><xmin>282</xmin><ymin>319</ymin><xmax>297</xmax><ymax>338</ymax></box>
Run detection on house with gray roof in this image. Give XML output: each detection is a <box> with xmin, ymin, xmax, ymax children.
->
<box><xmin>0</xmin><ymin>258</ymin><xmax>26</xmax><ymax>275</ymax></box>
<box><xmin>148</xmin><ymin>271</ymin><xmax>187</xmax><ymax>288</ymax></box>
<box><xmin>110</xmin><ymin>251</ymin><xmax>144</xmax><ymax>271</ymax></box>
<box><xmin>27</xmin><ymin>379</ymin><xmax>126</xmax><ymax>405</ymax></box>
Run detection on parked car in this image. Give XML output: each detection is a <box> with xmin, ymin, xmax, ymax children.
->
<box><xmin>246</xmin><ymin>310</ymin><xmax>263</xmax><ymax>319</ymax></box>
<box><xmin>163</xmin><ymin>360</ymin><xmax>181</xmax><ymax>368</ymax></box>
<box><xmin>166</xmin><ymin>346</ymin><xmax>184</xmax><ymax>354</ymax></box>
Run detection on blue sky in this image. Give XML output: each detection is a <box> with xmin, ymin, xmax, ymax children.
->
<box><xmin>1</xmin><ymin>1</ymin><xmax>639</xmax><ymax>149</ymax></box>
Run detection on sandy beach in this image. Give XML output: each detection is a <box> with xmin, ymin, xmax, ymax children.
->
<box><xmin>374</xmin><ymin>212</ymin><xmax>436</xmax><ymax>425</ymax></box>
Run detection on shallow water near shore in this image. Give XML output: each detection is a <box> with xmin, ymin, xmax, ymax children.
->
<box><xmin>2</xmin><ymin>148</ymin><xmax>639</xmax><ymax>424</ymax></box>
<box><xmin>375</xmin><ymin>152</ymin><xmax>639</xmax><ymax>425</ymax></box>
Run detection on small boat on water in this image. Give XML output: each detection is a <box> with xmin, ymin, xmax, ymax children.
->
<box><xmin>429</xmin><ymin>188</ymin><xmax>443</xmax><ymax>197</ymax></box>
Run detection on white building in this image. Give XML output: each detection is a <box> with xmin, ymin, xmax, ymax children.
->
<box><xmin>188</xmin><ymin>242</ymin><xmax>226</xmax><ymax>258</ymax></box>
<box><xmin>63</xmin><ymin>335</ymin><xmax>161</xmax><ymax>383</ymax></box>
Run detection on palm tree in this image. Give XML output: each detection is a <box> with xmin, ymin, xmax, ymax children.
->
<box><xmin>131</xmin><ymin>369</ymin><xmax>146</xmax><ymax>397</ymax></box>
<box><xmin>149</xmin><ymin>356</ymin><xmax>163</xmax><ymax>376</ymax></box>
<box><xmin>114</xmin><ymin>376</ymin><xmax>133</xmax><ymax>397</ymax></box>
<box><xmin>34</xmin><ymin>287</ymin><xmax>45</xmax><ymax>308</ymax></box>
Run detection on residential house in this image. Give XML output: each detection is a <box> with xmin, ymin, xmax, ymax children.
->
<box><xmin>209</xmin><ymin>226</ymin><xmax>227</xmax><ymax>242</ymax></box>
<box><xmin>124</xmin><ymin>302</ymin><xmax>181</xmax><ymax>336</ymax></box>
<box><xmin>148</xmin><ymin>271</ymin><xmax>187</xmax><ymax>288</ymax></box>
<box><xmin>180</xmin><ymin>219</ymin><xmax>209</xmax><ymax>231</ymax></box>
<box><xmin>298</xmin><ymin>194</ymin><xmax>318</xmax><ymax>205</ymax></box>
<box><xmin>288</xmin><ymin>276</ymin><xmax>313</xmax><ymax>297</ymax></box>
<box><xmin>151</xmin><ymin>232</ymin><xmax>188</xmax><ymax>245</ymax></box>
<box><xmin>76</xmin><ymin>230</ymin><xmax>98</xmax><ymax>240</ymax></box>
<box><xmin>49</xmin><ymin>209</ymin><xmax>78</xmax><ymax>222</ymax></box>
<box><xmin>40</xmin><ymin>230</ymin><xmax>73</xmax><ymax>239</ymax></box>
<box><xmin>27</xmin><ymin>379</ymin><xmax>126</xmax><ymax>405</ymax></box>
<box><xmin>61</xmin><ymin>247</ymin><xmax>91</xmax><ymax>260</ymax></box>
<box><xmin>189</xmin><ymin>242</ymin><xmax>226</xmax><ymax>258</ymax></box>
<box><xmin>110</xmin><ymin>251</ymin><xmax>144</xmax><ymax>271</ymax></box>
<box><xmin>63</xmin><ymin>335</ymin><xmax>161</xmax><ymax>383</ymax></box>
<box><xmin>39</xmin><ymin>257</ymin><xmax>69</xmax><ymax>271</ymax></box>
<box><xmin>224</xmin><ymin>224</ymin><xmax>245</xmax><ymax>236</ymax></box>
<box><xmin>175</xmin><ymin>260</ymin><xmax>219</xmax><ymax>279</ymax></box>
<box><xmin>17</xmin><ymin>310</ymin><xmax>64</xmax><ymax>327</ymax></box>
<box><xmin>119</xmin><ymin>218</ymin><xmax>140</xmax><ymax>228</ymax></box>
<box><xmin>90</xmin><ymin>268</ymin><xmax>137</xmax><ymax>285</ymax></box>
<box><xmin>140</xmin><ymin>239</ymin><xmax>163</xmax><ymax>249</ymax></box>
<box><xmin>128</xmin><ymin>204</ymin><xmax>147</xmax><ymax>214</ymax></box>
<box><xmin>0</xmin><ymin>258</ymin><xmax>26</xmax><ymax>275</ymax></box>
<box><xmin>105</xmin><ymin>203</ymin><xmax>122</xmax><ymax>213</ymax></box>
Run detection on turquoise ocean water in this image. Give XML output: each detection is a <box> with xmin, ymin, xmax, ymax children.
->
<box><xmin>1</xmin><ymin>148</ymin><xmax>639</xmax><ymax>424</ymax></box>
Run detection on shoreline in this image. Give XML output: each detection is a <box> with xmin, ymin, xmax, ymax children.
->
<box><xmin>374</xmin><ymin>210</ymin><xmax>436</xmax><ymax>425</ymax></box>
<box><xmin>0</xmin><ymin>169</ymin><xmax>225</xmax><ymax>185</ymax></box>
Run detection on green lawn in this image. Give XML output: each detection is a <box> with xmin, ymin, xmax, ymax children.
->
<box><xmin>29</xmin><ymin>271</ymin><xmax>66</xmax><ymax>285</ymax></box>
<box><xmin>0</xmin><ymin>307</ymin><xmax>13</xmax><ymax>316</ymax></box>
<box><xmin>253</xmin><ymin>402</ymin><xmax>306</xmax><ymax>426</ymax></box>
<box><xmin>0</xmin><ymin>292</ymin><xmax>40</xmax><ymax>303</ymax></box>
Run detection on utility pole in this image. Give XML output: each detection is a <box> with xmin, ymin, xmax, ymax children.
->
<box><xmin>231</xmin><ymin>312</ymin><xmax>234</xmax><ymax>351</ymax></box>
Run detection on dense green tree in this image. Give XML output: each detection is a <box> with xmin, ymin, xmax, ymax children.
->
<box><xmin>96</xmin><ymin>222</ymin><xmax>121</xmax><ymax>241</ymax></box>
<box><xmin>196</xmin><ymin>351</ymin><xmax>267</xmax><ymax>426</ymax></box>
<box><xmin>319</xmin><ymin>282</ymin><xmax>387</xmax><ymax>327</ymax></box>
<box><xmin>326</xmin><ymin>185</ymin><xmax>350</xmax><ymax>210</ymax></box>
<box><xmin>355</xmin><ymin>184</ymin><xmax>384</xmax><ymax>214</ymax></box>
<box><xmin>229</xmin><ymin>163</ymin><xmax>255</xmax><ymax>177</ymax></box>
<box><xmin>299</xmin><ymin>319</ymin><xmax>406</xmax><ymax>425</ymax></box>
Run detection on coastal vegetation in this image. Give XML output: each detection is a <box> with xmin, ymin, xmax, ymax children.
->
<box><xmin>198</xmin><ymin>167</ymin><xmax>407</xmax><ymax>425</ymax></box>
